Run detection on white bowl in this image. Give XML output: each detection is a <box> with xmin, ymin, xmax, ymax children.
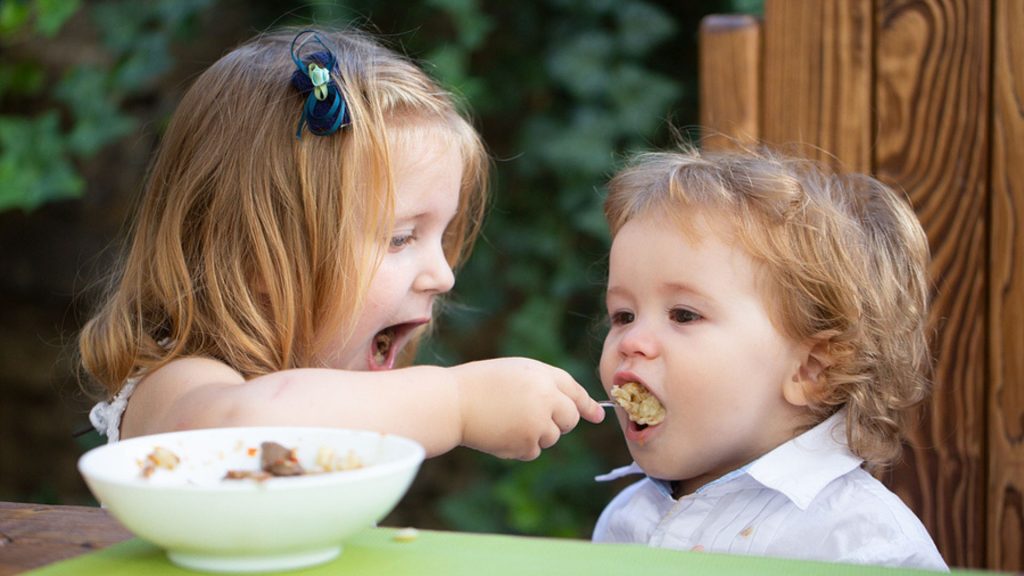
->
<box><xmin>78</xmin><ymin>427</ymin><xmax>424</xmax><ymax>573</ymax></box>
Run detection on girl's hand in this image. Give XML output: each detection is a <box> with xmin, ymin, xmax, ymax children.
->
<box><xmin>452</xmin><ymin>358</ymin><xmax>605</xmax><ymax>460</ymax></box>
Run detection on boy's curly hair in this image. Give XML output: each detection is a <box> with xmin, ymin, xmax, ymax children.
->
<box><xmin>604</xmin><ymin>145</ymin><xmax>931</xmax><ymax>469</ymax></box>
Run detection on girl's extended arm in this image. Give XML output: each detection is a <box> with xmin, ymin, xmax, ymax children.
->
<box><xmin>121</xmin><ymin>357</ymin><xmax>605</xmax><ymax>459</ymax></box>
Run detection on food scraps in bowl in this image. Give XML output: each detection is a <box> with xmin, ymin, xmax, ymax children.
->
<box><xmin>610</xmin><ymin>382</ymin><xmax>666</xmax><ymax>426</ymax></box>
<box><xmin>224</xmin><ymin>442</ymin><xmax>364</xmax><ymax>481</ymax></box>
<box><xmin>139</xmin><ymin>441</ymin><xmax>366</xmax><ymax>481</ymax></box>
<box><xmin>140</xmin><ymin>446</ymin><xmax>180</xmax><ymax>478</ymax></box>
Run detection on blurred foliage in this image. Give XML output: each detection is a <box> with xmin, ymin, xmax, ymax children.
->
<box><xmin>3</xmin><ymin>0</ymin><xmax>762</xmax><ymax>538</ymax></box>
<box><xmin>0</xmin><ymin>0</ymin><xmax>212</xmax><ymax>211</ymax></box>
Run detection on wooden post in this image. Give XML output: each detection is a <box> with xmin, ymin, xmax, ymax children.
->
<box><xmin>699</xmin><ymin>14</ymin><xmax>760</xmax><ymax>150</ymax></box>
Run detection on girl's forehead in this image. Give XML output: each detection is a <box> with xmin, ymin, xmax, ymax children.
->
<box><xmin>390</xmin><ymin>130</ymin><xmax>462</xmax><ymax>213</ymax></box>
<box><xmin>387</xmin><ymin>118</ymin><xmax>462</xmax><ymax>157</ymax></box>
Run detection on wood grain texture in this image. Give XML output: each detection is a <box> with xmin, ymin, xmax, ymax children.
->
<box><xmin>989</xmin><ymin>0</ymin><xmax>1024</xmax><ymax>570</ymax></box>
<box><xmin>874</xmin><ymin>0</ymin><xmax>991</xmax><ymax>568</ymax></box>
<box><xmin>699</xmin><ymin>14</ymin><xmax>761</xmax><ymax>150</ymax></box>
<box><xmin>761</xmin><ymin>0</ymin><xmax>872</xmax><ymax>171</ymax></box>
<box><xmin>0</xmin><ymin>502</ymin><xmax>131</xmax><ymax>575</ymax></box>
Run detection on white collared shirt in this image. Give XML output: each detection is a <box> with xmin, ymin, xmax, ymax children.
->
<box><xmin>593</xmin><ymin>412</ymin><xmax>948</xmax><ymax>571</ymax></box>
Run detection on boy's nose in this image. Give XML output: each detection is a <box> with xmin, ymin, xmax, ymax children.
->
<box><xmin>618</xmin><ymin>322</ymin><xmax>659</xmax><ymax>358</ymax></box>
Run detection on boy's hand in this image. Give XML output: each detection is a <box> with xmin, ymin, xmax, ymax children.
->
<box><xmin>453</xmin><ymin>358</ymin><xmax>604</xmax><ymax>460</ymax></box>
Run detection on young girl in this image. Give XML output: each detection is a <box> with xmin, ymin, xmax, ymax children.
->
<box><xmin>593</xmin><ymin>146</ymin><xmax>947</xmax><ymax>570</ymax></box>
<box><xmin>81</xmin><ymin>27</ymin><xmax>604</xmax><ymax>460</ymax></box>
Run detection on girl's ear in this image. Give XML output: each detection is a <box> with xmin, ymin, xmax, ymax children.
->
<box><xmin>782</xmin><ymin>331</ymin><xmax>837</xmax><ymax>407</ymax></box>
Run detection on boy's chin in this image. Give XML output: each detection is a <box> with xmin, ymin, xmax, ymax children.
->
<box><xmin>628</xmin><ymin>451</ymin><xmax>682</xmax><ymax>483</ymax></box>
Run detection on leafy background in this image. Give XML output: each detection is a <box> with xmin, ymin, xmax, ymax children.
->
<box><xmin>0</xmin><ymin>0</ymin><xmax>761</xmax><ymax>537</ymax></box>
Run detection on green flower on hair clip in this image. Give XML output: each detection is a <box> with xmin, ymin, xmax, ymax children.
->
<box><xmin>308</xmin><ymin>62</ymin><xmax>331</xmax><ymax>101</ymax></box>
<box><xmin>289</xmin><ymin>30</ymin><xmax>351</xmax><ymax>137</ymax></box>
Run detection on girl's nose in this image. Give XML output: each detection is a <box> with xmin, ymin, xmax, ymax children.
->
<box><xmin>618</xmin><ymin>321</ymin><xmax>659</xmax><ymax>358</ymax></box>
<box><xmin>415</xmin><ymin>244</ymin><xmax>455</xmax><ymax>294</ymax></box>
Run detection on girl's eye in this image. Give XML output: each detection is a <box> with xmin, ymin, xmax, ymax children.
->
<box><xmin>609</xmin><ymin>310</ymin><xmax>635</xmax><ymax>326</ymax></box>
<box><xmin>389</xmin><ymin>234</ymin><xmax>413</xmax><ymax>251</ymax></box>
<box><xmin>669</xmin><ymin>307</ymin><xmax>700</xmax><ymax>324</ymax></box>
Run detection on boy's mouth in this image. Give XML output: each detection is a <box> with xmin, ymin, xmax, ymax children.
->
<box><xmin>611</xmin><ymin>381</ymin><xmax>666</xmax><ymax>429</ymax></box>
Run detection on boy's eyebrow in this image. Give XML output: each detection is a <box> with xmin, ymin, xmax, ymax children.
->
<box><xmin>663</xmin><ymin>281</ymin><xmax>708</xmax><ymax>298</ymax></box>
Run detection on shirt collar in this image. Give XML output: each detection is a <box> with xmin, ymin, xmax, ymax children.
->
<box><xmin>595</xmin><ymin>462</ymin><xmax>645</xmax><ymax>482</ymax></box>
<box><xmin>595</xmin><ymin>411</ymin><xmax>863</xmax><ymax>509</ymax></box>
<box><xmin>746</xmin><ymin>410</ymin><xmax>863</xmax><ymax>509</ymax></box>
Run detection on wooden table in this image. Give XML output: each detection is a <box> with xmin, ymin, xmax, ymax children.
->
<box><xmin>0</xmin><ymin>502</ymin><xmax>131</xmax><ymax>575</ymax></box>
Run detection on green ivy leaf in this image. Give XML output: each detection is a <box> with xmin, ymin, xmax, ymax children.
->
<box><xmin>546</xmin><ymin>31</ymin><xmax>613</xmax><ymax>99</ymax></box>
<box><xmin>501</xmin><ymin>296</ymin><xmax>564</xmax><ymax>362</ymax></box>
<box><xmin>0</xmin><ymin>62</ymin><xmax>45</xmax><ymax>98</ymax></box>
<box><xmin>0</xmin><ymin>113</ymin><xmax>83</xmax><ymax>211</ymax></box>
<box><xmin>0</xmin><ymin>0</ymin><xmax>31</xmax><ymax>36</ymax></box>
<box><xmin>616</xmin><ymin>1</ymin><xmax>675</xmax><ymax>55</ymax></box>
<box><xmin>33</xmin><ymin>0</ymin><xmax>80</xmax><ymax>37</ymax></box>
<box><xmin>56</xmin><ymin>66</ymin><xmax>136</xmax><ymax>155</ymax></box>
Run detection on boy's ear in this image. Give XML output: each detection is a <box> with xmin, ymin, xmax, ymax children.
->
<box><xmin>783</xmin><ymin>331</ymin><xmax>838</xmax><ymax>407</ymax></box>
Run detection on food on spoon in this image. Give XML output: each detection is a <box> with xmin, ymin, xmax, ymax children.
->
<box><xmin>610</xmin><ymin>382</ymin><xmax>666</xmax><ymax>426</ymax></box>
<box><xmin>139</xmin><ymin>446</ymin><xmax>180</xmax><ymax>478</ymax></box>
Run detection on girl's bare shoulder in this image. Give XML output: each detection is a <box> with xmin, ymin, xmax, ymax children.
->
<box><xmin>122</xmin><ymin>357</ymin><xmax>246</xmax><ymax>437</ymax></box>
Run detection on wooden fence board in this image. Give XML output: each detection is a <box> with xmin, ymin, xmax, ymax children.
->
<box><xmin>989</xmin><ymin>0</ymin><xmax>1024</xmax><ymax>569</ymax></box>
<box><xmin>761</xmin><ymin>0</ymin><xmax>872</xmax><ymax>170</ymax></box>
<box><xmin>874</xmin><ymin>0</ymin><xmax>990</xmax><ymax>568</ymax></box>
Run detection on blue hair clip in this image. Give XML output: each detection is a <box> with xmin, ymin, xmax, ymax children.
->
<box><xmin>290</xmin><ymin>30</ymin><xmax>351</xmax><ymax>138</ymax></box>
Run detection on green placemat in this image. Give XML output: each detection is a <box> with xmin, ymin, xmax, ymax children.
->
<box><xmin>27</xmin><ymin>528</ymin><xmax>988</xmax><ymax>576</ymax></box>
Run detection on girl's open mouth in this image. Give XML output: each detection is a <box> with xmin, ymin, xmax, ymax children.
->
<box><xmin>368</xmin><ymin>321</ymin><xmax>424</xmax><ymax>371</ymax></box>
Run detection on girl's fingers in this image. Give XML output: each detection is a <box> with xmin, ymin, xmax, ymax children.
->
<box><xmin>538</xmin><ymin>422</ymin><xmax>562</xmax><ymax>449</ymax></box>
<box><xmin>554</xmin><ymin>373</ymin><xmax>605</xmax><ymax>424</ymax></box>
<box><xmin>552</xmin><ymin>396</ymin><xmax>582</xmax><ymax>434</ymax></box>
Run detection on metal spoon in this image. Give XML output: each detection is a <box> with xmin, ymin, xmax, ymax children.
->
<box><xmin>598</xmin><ymin>400</ymin><xmax>621</xmax><ymax>409</ymax></box>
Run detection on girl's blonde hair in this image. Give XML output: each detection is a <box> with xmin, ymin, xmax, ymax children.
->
<box><xmin>604</xmin><ymin>145</ymin><xmax>931</xmax><ymax>469</ymax></box>
<box><xmin>80</xmin><ymin>27</ymin><xmax>488</xmax><ymax>395</ymax></box>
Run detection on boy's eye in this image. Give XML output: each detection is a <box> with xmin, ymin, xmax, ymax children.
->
<box><xmin>609</xmin><ymin>310</ymin><xmax>634</xmax><ymax>326</ymax></box>
<box><xmin>669</xmin><ymin>307</ymin><xmax>700</xmax><ymax>324</ymax></box>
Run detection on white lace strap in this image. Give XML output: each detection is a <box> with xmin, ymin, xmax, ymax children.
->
<box><xmin>89</xmin><ymin>378</ymin><xmax>140</xmax><ymax>443</ymax></box>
